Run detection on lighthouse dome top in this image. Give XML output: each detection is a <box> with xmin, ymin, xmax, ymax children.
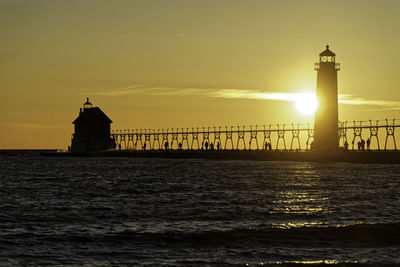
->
<box><xmin>319</xmin><ymin>45</ymin><xmax>336</xmax><ymax>57</ymax></box>
<box><xmin>318</xmin><ymin>45</ymin><xmax>336</xmax><ymax>63</ymax></box>
<box><xmin>83</xmin><ymin>97</ymin><xmax>93</xmax><ymax>109</ymax></box>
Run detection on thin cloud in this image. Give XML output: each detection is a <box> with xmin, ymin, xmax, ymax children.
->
<box><xmin>338</xmin><ymin>94</ymin><xmax>400</xmax><ymax>107</ymax></box>
<box><xmin>210</xmin><ymin>89</ymin><xmax>313</xmax><ymax>102</ymax></box>
<box><xmin>91</xmin><ymin>84</ymin><xmax>400</xmax><ymax>108</ymax></box>
<box><xmin>92</xmin><ymin>84</ymin><xmax>146</xmax><ymax>96</ymax></box>
<box><xmin>3</xmin><ymin>122</ymin><xmax>70</xmax><ymax>129</ymax></box>
<box><xmin>92</xmin><ymin>85</ymin><xmax>308</xmax><ymax>102</ymax></box>
<box><xmin>92</xmin><ymin>85</ymin><xmax>213</xmax><ymax>97</ymax></box>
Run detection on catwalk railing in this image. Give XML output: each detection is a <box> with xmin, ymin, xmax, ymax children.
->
<box><xmin>111</xmin><ymin>119</ymin><xmax>400</xmax><ymax>151</ymax></box>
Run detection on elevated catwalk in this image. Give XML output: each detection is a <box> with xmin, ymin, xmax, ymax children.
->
<box><xmin>111</xmin><ymin>119</ymin><xmax>399</xmax><ymax>152</ymax></box>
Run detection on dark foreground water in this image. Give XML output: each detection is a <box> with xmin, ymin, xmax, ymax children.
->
<box><xmin>0</xmin><ymin>155</ymin><xmax>400</xmax><ymax>266</ymax></box>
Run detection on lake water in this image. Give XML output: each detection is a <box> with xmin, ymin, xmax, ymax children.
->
<box><xmin>0</xmin><ymin>154</ymin><xmax>399</xmax><ymax>266</ymax></box>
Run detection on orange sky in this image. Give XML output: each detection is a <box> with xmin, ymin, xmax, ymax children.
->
<box><xmin>1</xmin><ymin>0</ymin><xmax>400</xmax><ymax>149</ymax></box>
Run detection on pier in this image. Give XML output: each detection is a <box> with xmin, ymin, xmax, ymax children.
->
<box><xmin>111</xmin><ymin>119</ymin><xmax>399</xmax><ymax>152</ymax></box>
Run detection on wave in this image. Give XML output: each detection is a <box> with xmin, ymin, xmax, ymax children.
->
<box><xmin>37</xmin><ymin>223</ymin><xmax>400</xmax><ymax>248</ymax></box>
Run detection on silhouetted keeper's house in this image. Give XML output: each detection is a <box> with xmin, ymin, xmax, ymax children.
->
<box><xmin>71</xmin><ymin>98</ymin><xmax>116</xmax><ymax>153</ymax></box>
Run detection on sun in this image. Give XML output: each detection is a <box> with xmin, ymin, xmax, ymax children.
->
<box><xmin>295</xmin><ymin>93</ymin><xmax>318</xmax><ymax>115</ymax></box>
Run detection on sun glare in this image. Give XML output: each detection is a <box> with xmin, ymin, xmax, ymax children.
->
<box><xmin>295</xmin><ymin>93</ymin><xmax>318</xmax><ymax>115</ymax></box>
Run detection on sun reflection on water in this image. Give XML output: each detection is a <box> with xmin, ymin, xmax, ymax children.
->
<box><xmin>272</xmin><ymin>221</ymin><xmax>328</xmax><ymax>229</ymax></box>
<box><xmin>271</xmin><ymin>191</ymin><xmax>332</xmax><ymax>216</ymax></box>
<box><xmin>245</xmin><ymin>259</ymin><xmax>368</xmax><ymax>265</ymax></box>
<box><xmin>274</xmin><ymin>259</ymin><xmax>367</xmax><ymax>264</ymax></box>
<box><xmin>268</xmin><ymin>165</ymin><xmax>336</xmax><ymax>228</ymax></box>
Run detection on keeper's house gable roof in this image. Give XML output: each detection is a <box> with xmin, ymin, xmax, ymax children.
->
<box><xmin>73</xmin><ymin>107</ymin><xmax>112</xmax><ymax>124</ymax></box>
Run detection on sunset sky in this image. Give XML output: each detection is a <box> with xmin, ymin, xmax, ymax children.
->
<box><xmin>1</xmin><ymin>0</ymin><xmax>400</xmax><ymax>148</ymax></box>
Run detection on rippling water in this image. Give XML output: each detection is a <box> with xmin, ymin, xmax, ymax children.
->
<box><xmin>1</xmin><ymin>154</ymin><xmax>400</xmax><ymax>266</ymax></box>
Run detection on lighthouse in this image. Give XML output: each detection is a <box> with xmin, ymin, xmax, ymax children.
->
<box><xmin>71</xmin><ymin>98</ymin><xmax>116</xmax><ymax>153</ymax></box>
<box><xmin>313</xmin><ymin>45</ymin><xmax>340</xmax><ymax>150</ymax></box>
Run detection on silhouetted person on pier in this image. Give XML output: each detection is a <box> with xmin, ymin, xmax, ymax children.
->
<box><xmin>164</xmin><ymin>141</ymin><xmax>169</xmax><ymax>150</ymax></box>
<box><xmin>366</xmin><ymin>138</ymin><xmax>371</xmax><ymax>150</ymax></box>
<box><xmin>217</xmin><ymin>142</ymin><xmax>220</xmax><ymax>150</ymax></box>
<box><xmin>344</xmin><ymin>140</ymin><xmax>349</xmax><ymax>150</ymax></box>
<box><xmin>361</xmin><ymin>139</ymin><xmax>365</xmax><ymax>151</ymax></box>
<box><xmin>205</xmin><ymin>141</ymin><xmax>209</xmax><ymax>150</ymax></box>
<box><xmin>178</xmin><ymin>142</ymin><xmax>182</xmax><ymax>150</ymax></box>
<box><xmin>143</xmin><ymin>143</ymin><xmax>146</xmax><ymax>150</ymax></box>
<box><xmin>265</xmin><ymin>142</ymin><xmax>271</xmax><ymax>151</ymax></box>
<box><xmin>210</xmin><ymin>142</ymin><xmax>214</xmax><ymax>150</ymax></box>
<box><xmin>118</xmin><ymin>144</ymin><xmax>121</xmax><ymax>151</ymax></box>
<box><xmin>357</xmin><ymin>141</ymin><xmax>361</xmax><ymax>151</ymax></box>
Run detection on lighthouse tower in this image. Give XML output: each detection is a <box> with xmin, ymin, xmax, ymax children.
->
<box><xmin>314</xmin><ymin>45</ymin><xmax>340</xmax><ymax>150</ymax></box>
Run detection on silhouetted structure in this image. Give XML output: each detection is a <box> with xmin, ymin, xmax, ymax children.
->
<box><xmin>71</xmin><ymin>98</ymin><xmax>115</xmax><ymax>153</ymax></box>
<box><xmin>108</xmin><ymin>42</ymin><xmax>400</xmax><ymax>153</ymax></box>
<box><xmin>314</xmin><ymin>45</ymin><xmax>340</xmax><ymax>150</ymax></box>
